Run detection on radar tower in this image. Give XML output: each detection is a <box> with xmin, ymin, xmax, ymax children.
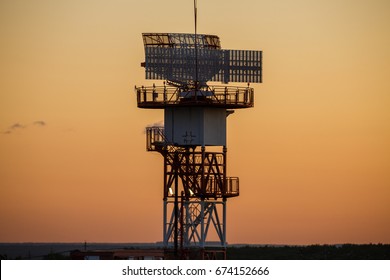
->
<box><xmin>135</xmin><ymin>2</ymin><xmax>262</xmax><ymax>259</ymax></box>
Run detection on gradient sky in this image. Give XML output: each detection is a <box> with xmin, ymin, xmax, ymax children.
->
<box><xmin>1</xmin><ymin>0</ymin><xmax>389</xmax><ymax>244</ymax></box>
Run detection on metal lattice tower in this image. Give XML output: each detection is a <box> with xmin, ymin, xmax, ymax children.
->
<box><xmin>135</xmin><ymin>9</ymin><xmax>262</xmax><ymax>260</ymax></box>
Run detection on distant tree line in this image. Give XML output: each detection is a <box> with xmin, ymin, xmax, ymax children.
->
<box><xmin>1</xmin><ymin>244</ymin><xmax>389</xmax><ymax>260</ymax></box>
<box><xmin>226</xmin><ymin>244</ymin><xmax>390</xmax><ymax>260</ymax></box>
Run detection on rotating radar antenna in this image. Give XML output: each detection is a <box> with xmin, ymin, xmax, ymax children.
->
<box><xmin>142</xmin><ymin>32</ymin><xmax>262</xmax><ymax>87</ymax></box>
<box><xmin>140</xmin><ymin>0</ymin><xmax>262</xmax><ymax>93</ymax></box>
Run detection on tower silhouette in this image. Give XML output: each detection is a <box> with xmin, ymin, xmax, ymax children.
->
<box><xmin>135</xmin><ymin>8</ymin><xmax>262</xmax><ymax>260</ymax></box>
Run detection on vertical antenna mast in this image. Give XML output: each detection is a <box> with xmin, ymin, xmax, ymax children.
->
<box><xmin>194</xmin><ymin>0</ymin><xmax>198</xmax><ymax>90</ymax></box>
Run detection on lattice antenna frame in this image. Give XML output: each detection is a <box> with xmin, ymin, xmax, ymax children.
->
<box><xmin>141</xmin><ymin>33</ymin><xmax>262</xmax><ymax>87</ymax></box>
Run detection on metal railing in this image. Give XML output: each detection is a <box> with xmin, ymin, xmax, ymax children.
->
<box><xmin>205</xmin><ymin>176</ymin><xmax>239</xmax><ymax>197</ymax></box>
<box><xmin>136</xmin><ymin>85</ymin><xmax>254</xmax><ymax>108</ymax></box>
<box><xmin>146</xmin><ymin>126</ymin><xmax>166</xmax><ymax>151</ymax></box>
<box><xmin>146</xmin><ymin>127</ymin><xmax>239</xmax><ymax>198</ymax></box>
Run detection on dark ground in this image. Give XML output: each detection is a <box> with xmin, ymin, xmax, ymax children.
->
<box><xmin>226</xmin><ymin>244</ymin><xmax>390</xmax><ymax>260</ymax></box>
<box><xmin>1</xmin><ymin>243</ymin><xmax>389</xmax><ymax>260</ymax></box>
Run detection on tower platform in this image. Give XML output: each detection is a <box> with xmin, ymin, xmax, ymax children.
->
<box><xmin>135</xmin><ymin>85</ymin><xmax>254</xmax><ymax>109</ymax></box>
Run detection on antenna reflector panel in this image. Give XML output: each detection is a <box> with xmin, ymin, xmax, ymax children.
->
<box><xmin>143</xmin><ymin>33</ymin><xmax>221</xmax><ymax>49</ymax></box>
<box><xmin>142</xmin><ymin>33</ymin><xmax>262</xmax><ymax>84</ymax></box>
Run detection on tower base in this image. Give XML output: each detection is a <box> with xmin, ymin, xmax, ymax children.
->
<box><xmin>164</xmin><ymin>247</ymin><xmax>226</xmax><ymax>260</ymax></box>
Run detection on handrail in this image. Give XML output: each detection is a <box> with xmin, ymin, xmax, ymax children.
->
<box><xmin>136</xmin><ymin>85</ymin><xmax>254</xmax><ymax>108</ymax></box>
<box><xmin>205</xmin><ymin>176</ymin><xmax>239</xmax><ymax>197</ymax></box>
<box><xmin>146</xmin><ymin>127</ymin><xmax>239</xmax><ymax>198</ymax></box>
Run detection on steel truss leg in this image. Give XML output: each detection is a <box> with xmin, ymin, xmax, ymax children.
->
<box><xmin>163</xmin><ymin>198</ymin><xmax>227</xmax><ymax>248</ymax></box>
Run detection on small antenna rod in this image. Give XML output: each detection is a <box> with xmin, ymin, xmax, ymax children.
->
<box><xmin>194</xmin><ymin>0</ymin><xmax>197</xmax><ymax>35</ymax></box>
<box><xmin>194</xmin><ymin>0</ymin><xmax>198</xmax><ymax>90</ymax></box>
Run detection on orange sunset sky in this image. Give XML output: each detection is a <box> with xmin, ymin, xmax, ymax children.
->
<box><xmin>1</xmin><ymin>0</ymin><xmax>389</xmax><ymax>244</ymax></box>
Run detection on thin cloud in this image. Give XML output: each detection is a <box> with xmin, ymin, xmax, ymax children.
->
<box><xmin>9</xmin><ymin>123</ymin><xmax>26</xmax><ymax>130</ymax></box>
<box><xmin>33</xmin><ymin>121</ymin><xmax>46</xmax><ymax>126</ymax></box>
<box><xmin>1</xmin><ymin>121</ymin><xmax>47</xmax><ymax>135</ymax></box>
<box><xmin>2</xmin><ymin>123</ymin><xmax>26</xmax><ymax>134</ymax></box>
